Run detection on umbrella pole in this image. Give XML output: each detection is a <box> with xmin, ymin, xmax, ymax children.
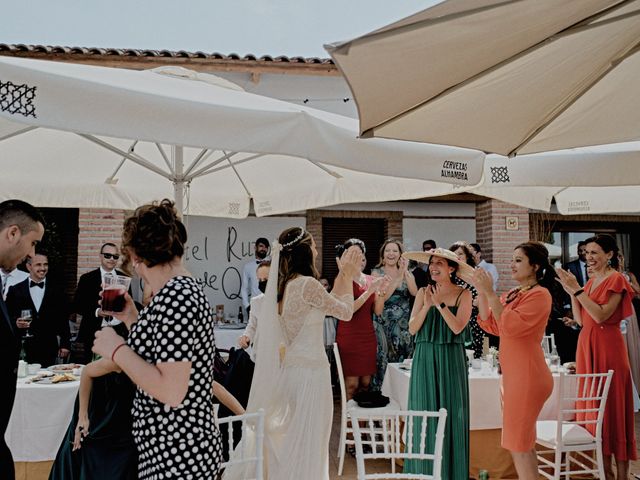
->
<box><xmin>173</xmin><ymin>145</ymin><xmax>184</xmax><ymax>217</ymax></box>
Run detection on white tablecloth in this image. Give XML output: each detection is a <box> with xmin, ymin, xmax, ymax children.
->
<box><xmin>382</xmin><ymin>362</ymin><xmax>570</xmax><ymax>430</ymax></box>
<box><xmin>214</xmin><ymin>325</ymin><xmax>246</xmax><ymax>350</ymax></box>
<box><xmin>6</xmin><ymin>376</ymin><xmax>79</xmax><ymax>461</ymax></box>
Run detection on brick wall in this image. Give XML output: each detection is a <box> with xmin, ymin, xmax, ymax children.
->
<box><xmin>475</xmin><ymin>199</ymin><xmax>530</xmax><ymax>293</ymax></box>
<box><xmin>77</xmin><ymin>208</ymin><xmax>127</xmax><ymax>278</ymax></box>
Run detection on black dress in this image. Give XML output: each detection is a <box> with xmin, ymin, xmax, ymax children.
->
<box><xmin>128</xmin><ymin>276</ymin><xmax>222</xmax><ymax>479</ymax></box>
<box><xmin>49</xmin><ymin>323</ymin><xmax>137</xmax><ymax>480</ymax></box>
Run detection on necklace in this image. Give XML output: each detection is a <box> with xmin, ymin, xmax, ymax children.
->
<box><xmin>505</xmin><ymin>282</ymin><xmax>538</xmax><ymax>304</ymax></box>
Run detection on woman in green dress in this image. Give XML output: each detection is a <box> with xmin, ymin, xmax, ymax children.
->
<box><xmin>403</xmin><ymin>248</ymin><xmax>473</xmax><ymax>479</ymax></box>
<box><xmin>49</xmin><ymin>322</ymin><xmax>138</xmax><ymax>480</ymax></box>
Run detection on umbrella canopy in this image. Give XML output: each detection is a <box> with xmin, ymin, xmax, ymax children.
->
<box><xmin>0</xmin><ymin>124</ymin><xmax>472</xmax><ymax>217</ymax></box>
<box><xmin>0</xmin><ymin>56</ymin><xmax>485</xmax><ymax>217</ymax></box>
<box><xmin>327</xmin><ymin>0</ymin><xmax>640</xmax><ymax>156</ymax></box>
<box><xmin>473</xmin><ymin>142</ymin><xmax>640</xmax><ymax>213</ymax></box>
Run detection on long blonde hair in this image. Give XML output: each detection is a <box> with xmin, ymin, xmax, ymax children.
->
<box><xmin>375</xmin><ymin>239</ymin><xmax>404</xmax><ymax>269</ymax></box>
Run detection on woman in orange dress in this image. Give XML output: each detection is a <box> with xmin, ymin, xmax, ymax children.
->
<box><xmin>472</xmin><ymin>242</ymin><xmax>554</xmax><ymax>480</ymax></box>
<box><xmin>557</xmin><ymin>234</ymin><xmax>637</xmax><ymax>480</ymax></box>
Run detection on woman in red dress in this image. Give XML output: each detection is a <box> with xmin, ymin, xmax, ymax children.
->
<box><xmin>336</xmin><ymin>238</ymin><xmax>385</xmax><ymax>400</ymax></box>
<box><xmin>557</xmin><ymin>234</ymin><xmax>637</xmax><ymax>480</ymax></box>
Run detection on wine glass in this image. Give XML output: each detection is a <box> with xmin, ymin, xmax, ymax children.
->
<box><xmin>21</xmin><ymin>309</ymin><xmax>33</xmax><ymax>338</ymax></box>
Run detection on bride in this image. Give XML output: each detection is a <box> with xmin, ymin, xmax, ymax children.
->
<box><xmin>225</xmin><ymin>226</ymin><xmax>362</xmax><ymax>479</ymax></box>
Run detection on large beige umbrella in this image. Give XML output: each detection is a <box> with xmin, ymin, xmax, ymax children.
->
<box><xmin>326</xmin><ymin>0</ymin><xmax>640</xmax><ymax>156</ymax></box>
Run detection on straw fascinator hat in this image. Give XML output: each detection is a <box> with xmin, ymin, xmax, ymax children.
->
<box><xmin>402</xmin><ymin>248</ymin><xmax>475</xmax><ymax>284</ymax></box>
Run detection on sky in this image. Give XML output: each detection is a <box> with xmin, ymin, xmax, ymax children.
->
<box><xmin>2</xmin><ymin>0</ymin><xmax>438</xmax><ymax>58</ymax></box>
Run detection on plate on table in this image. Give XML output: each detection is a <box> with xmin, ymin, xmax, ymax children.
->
<box><xmin>216</xmin><ymin>324</ymin><xmax>245</xmax><ymax>330</ymax></box>
<box><xmin>47</xmin><ymin>363</ymin><xmax>83</xmax><ymax>374</ymax></box>
<box><xmin>27</xmin><ymin>372</ymin><xmax>77</xmax><ymax>384</ymax></box>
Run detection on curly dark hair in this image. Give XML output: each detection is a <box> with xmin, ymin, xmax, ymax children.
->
<box><xmin>121</xmin><ymin>199</ymin><xmax>187</xmax><ymax>268</ymax></box>
<box><xmin>277</xmin><ymin>227</ymin><xmax>319</xmax><ymax>302</ymax></box>
<box><xmin>584</xmin><ymin>234</ymin><xmax>620</xmax><ymax>269</ymax></box>
<box><xmin>449</xmin><ymin>241</ymin><xmax>476</xmax><ymax>268</ymax></box>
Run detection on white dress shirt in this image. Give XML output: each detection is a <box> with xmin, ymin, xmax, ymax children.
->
<box><xmin>29</xmin><ymin>277</ymin><xmax>46</xmax><ymax>312</ymax></box>
<box><xmin>241</xmin><ymin>259</ymin><xmax>266</xmax><ymax>310</ymax></box>
<box><xmin>478</xmin><ymin>260</ymin><xmax>500</xmax><ymax>291</ymax></box>
<box><xmin>243</xmin><ymin>294</ymin><xmax>263</xmax><ymax>361</ymax></box>
<box><xmin>1</xmin><ymin>268</ymin><xmax>29</xmax><ymax>299</ymax></box>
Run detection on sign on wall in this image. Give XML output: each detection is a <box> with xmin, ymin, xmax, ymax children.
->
<box><xmin>183</xmin><ymin>215</ymin><xmax>304</xmax><ymax>314</ymax></box>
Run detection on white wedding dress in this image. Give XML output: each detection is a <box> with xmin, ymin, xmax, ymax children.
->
<box><xmin>225</xmin><ymin>265</ymin><xmax>353</xmax><ymax>480</ymax></box>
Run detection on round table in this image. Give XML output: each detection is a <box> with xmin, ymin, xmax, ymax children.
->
<box><xmin>7</xmin><ymin>375</ymin><xmax>79</xmax><ymax>462</ymax></box>
<box><xmin>214</xmin><ymin>325</ymin><xmax>246</xmax><ymax>350</ymax></box>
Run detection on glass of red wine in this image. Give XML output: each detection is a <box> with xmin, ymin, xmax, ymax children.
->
<box><xmin>102</xmin><ymin>274</ymin><xmax>131</xmax><ymax>325</ymax></box>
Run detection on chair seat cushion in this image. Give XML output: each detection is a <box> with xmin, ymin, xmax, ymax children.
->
<box><xmin>536</xmin><ymin>420</ymin><xmax>595</xmax><ymax>446</ymax></box>
<box><xmin>347</xmin><ymin>398</ymin><xmax>401</xmax><ymax>415</ymax></box>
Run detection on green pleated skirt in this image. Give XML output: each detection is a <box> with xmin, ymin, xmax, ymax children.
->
<box><xmin>404</xmin><ymin>340</ymin><xmax>469</xmax><ymax>479</ymax></box>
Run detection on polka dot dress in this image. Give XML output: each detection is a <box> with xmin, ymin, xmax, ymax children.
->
<box><xmin>128</xmin><ymin>276</ymin><xmax>222</xmax><ymax>479</ymax></box>
<box><xmin>455</xmin><ymin>278</ymin><xmax>484</xmax><ymax>359</ymax></box>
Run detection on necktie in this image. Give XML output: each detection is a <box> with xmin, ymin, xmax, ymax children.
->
<box><xmin>30</xmin><ymin>281</ymin><xmax>45</xmax><ymax>289</ymax></box>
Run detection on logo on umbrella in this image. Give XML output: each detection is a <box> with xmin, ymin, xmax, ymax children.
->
<box><xmin>0</xmin><ymin>80</ymin><xmax>37</xmax><ymax>118</ymax></box>
<box><xmin>490</xmin><ymin>166</ymin><xmax>510</xmax><ymax>184</ymax></box>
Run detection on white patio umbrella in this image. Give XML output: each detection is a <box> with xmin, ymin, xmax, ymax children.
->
<box><xmin>326</xmin><ymin>0</ymin><xmax>640</xmax><ymax>156</ymax></box>
<box><xmin>471</xmin><ymin>142</ymin><xmax>640</xmax><ymax>213</ymax></box>
<box><xmin>0</xmin><ymin>124</ymin><xmax>474</xmax><ymax>217</ymax></box>
<box><xmin>0</xmin><ymin>56</ymin><xmax>484</xmax><ymax>217</ymax></box>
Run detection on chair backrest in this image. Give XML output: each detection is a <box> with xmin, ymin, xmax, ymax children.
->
<box><xmin>217</xmin><ymin>409</ymin><xmax>265</xmax><ymax>480</ymax></box>
<box><xmin>541</xmin><ymin>333</ymin><xmax>556</xmax><ymax>355</ymax></box>
<box><xmin>351</xmin><ymin>409</ymin><xmax>447</xmax><ymax>480</ymax></box>
<box><xmin>557</xmin><ymin>370</ymin><xmax>614</xmax><ymax>442</ymax></box>
<box><xmin>333</xmin><ymin>342</ymin><xmax>348</xmax><ymax>414</ymax></box>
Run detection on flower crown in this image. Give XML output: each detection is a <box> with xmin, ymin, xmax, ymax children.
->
<box><xmin>282</xmin><ymin>227</ymin><xmax>306</xmax><ymax>250</ymax></box>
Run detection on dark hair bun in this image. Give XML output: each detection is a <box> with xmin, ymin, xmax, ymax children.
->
<box><xmin>122</xmin><ymin>199</ymin><xmax>187</xmax><ymax>267</ymax></box>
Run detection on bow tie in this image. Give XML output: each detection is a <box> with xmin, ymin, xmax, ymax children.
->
<box><xmin>30</xmin><ymin>281</ymin><xmax>45</xmax><ymax>289</ymax></box>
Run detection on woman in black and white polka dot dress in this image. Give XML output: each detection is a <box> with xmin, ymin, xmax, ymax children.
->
<box><xmin>93</xmin><ymin>200</ymin><xmax>222</xmax><ymax>479</ymax></box>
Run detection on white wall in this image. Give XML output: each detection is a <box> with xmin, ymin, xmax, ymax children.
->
<box><xmin>403</xmin><ymin>219</ymin><xmax>476</xmax><ymax>251</ymax></box>
<box><xmin>320</xmin><ymin>201</ymin><xmax>477</xmax><ymax>252</ymax></box>
<box><xmin>184</xmin><ymin>215</ymin><xmax>304</xmax><ymax>314</ymax></box>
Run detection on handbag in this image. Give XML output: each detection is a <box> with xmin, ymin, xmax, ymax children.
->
<box><xmin>353</xmin><ymin>390</ymin><xmax>390</xmax><ymax>408</ymax></box>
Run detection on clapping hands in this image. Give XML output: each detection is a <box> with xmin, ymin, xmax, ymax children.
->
<box><xmin>555</xmin><ymin>268</ymin><xmax>581</xmax><ymax>295</ymax></box>
<box><xmin>337</xmin><ymin>246</ymin><xmax>364</xmax><ymax>279</ymax></box>
<box><xmin>426</xmin><ymin>284</ymin><xmax>444</xmax><ymax>306</ymax></box>
<box><xmin>471</xmin><ymin>268</ymin><xmax>493</xmax><ymax>296</ymax></box>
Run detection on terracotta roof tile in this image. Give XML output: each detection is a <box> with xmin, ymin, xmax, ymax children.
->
<box><xmin>0</xmin><ymin>43</ymin><xmax>334</xmax><ymax>65</ymax></box>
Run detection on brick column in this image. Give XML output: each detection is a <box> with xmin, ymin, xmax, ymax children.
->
<box><xmin>475</xmin><ymin>200</ymin><xmax>530</xmax><ymax>293</ymax></box>
<box><xmin>77</xmin><ymin>208</ymin><xmax>127</xmax><ymax>278</ymax></box>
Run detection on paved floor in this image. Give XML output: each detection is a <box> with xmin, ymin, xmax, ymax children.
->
<box><xmin>328</xmin><ymin>400</ymin><xmax>640</xmax><ymax>480</ymax></box>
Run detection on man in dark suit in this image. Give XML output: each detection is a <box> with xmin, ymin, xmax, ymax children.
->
<box><xmin>73</xmin><ymin>242</ymin><xmax>126</xmax><ymax>363</ymax></box>
<box><xmin>563</xmin><ymin>240</ymin><xmax>589</xmax><ymax>287</ymax></box>
<box><xmin>412</xmin><ymin>239</ymin><xmax>436</xmax><ymax>289</ymax></box>
<box><xmin>7</xmin><ymin>252</ymin><xmax>70</xmax><ymax>367</ymax></box>
<box><xmin>0</xmin><ymin>200</ymin><xmax>45</xmax><ymax>480</ymax></box>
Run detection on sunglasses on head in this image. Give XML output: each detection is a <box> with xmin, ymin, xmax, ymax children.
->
<box><xmin>102</xmin><ymin>253</ymin><xmax>120</xmax><ymax>260</ymax></box>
